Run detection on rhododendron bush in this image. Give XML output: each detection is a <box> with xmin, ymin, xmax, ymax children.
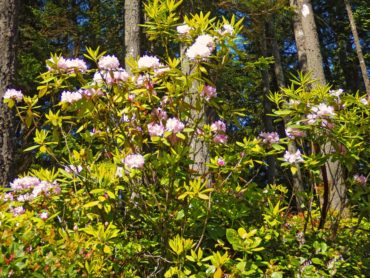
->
<box><xmin>1</xmin><ymin>1</ymin><xmax>370</xmax><ymax>277</ymax></box>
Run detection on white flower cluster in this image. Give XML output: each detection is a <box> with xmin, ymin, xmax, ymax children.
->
<box><xmin>4</xmin><ymin>89</ymin><xmax>24</xmax><ymax>102</ymax></box>
<box><xmin>329</xmin><ymin>88</ymin><xmax>343</xmax><ymax>98</ymax></box>
<box><xmin>186</xmin><ymin>34</ymin><xmax>215</xmax><ymax>60</ymax></box>
<box><xmin>61</xmin><ymin>90</ymin><xmax>83</xmax><ymax>103</ymax></box>
<box><xmin>138</xmin><ymin>55</ymin><xmax>160</xmax><ymax>69</ymax></box>
<box><xmin>93</xmin><ymin>69</ymin><xmax>130</xmax><ymax>85</ymax></box>
<box><xmin>123</xmin><ymin>154</ymin><xmax>145</xmax><ymax>169</ymax></box>
<box><xmin>283</xmin><ymin>150</ymin><xmax>304</xmax><ymax>164</ymax></box>
<box><xmin>98</xmin><ymin>55</ymin><xmax>120</xmax><ymax>70</ymax></box>
<box><xmin>177</xmin><ymin>24</ymin><xmax>192</xmax><ymax>35</ymax></box>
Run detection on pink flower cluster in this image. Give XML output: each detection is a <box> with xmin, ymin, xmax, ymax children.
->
<box><xmin>201</xmin><ymin>85</ymin><xmax>217</xmax><ymax>101</ymax></box>
<box><xmin>4</xmin><ymin>89</ymin><xmax>24</xmax><ymax>102</ymax></box>
<box><xmin>47</xmin><ymin>56</ymin><xmax>87</xmax><ymax>73</ymax></box>
<box><xmin>98</xmin><ymin>55</ymin><xmax>120</xmax><ymax>70</ymax></box>
<box><xmin>259</xmin><ymin>132</ymin><xmax>280</xmax><ymax>144</ymax></box>
<box><xmin>124</xmin><ymin>154</ymin><xmax>145</xmax><ymax>169</ymax></box>
<box><xmin>147</xmin><ymin>122</ymin><xmax>164</xmax><ymax>137</ymax></box>
<box><xmin>283</xmin><ymin>150</ymin><xmax>304</xmax><ymax>164</ymax></box>
<box><xmin>211</xmin><ymin>120</ymin><xmax>228</xmax><ymax>144</ymax></box>
<box><xmin>186</xmin><ymin>34</ymin><xmax>215</xmax><ymax>60</ymax></box>
<box><xmin>354</xmin><ymin>174</ymin><xmax>367</xmax><ymax>186</ymax></box>
<box><xmin>6</xmin><ymin>177</ymin><xmax>61</xmax><ymax>212</ymax></box>
<box><xmin>166</xmin><ymin>118</ymin><xmax>185</xmax><ymax>134</ymax></box>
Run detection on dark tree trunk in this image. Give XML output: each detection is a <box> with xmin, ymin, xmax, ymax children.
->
<box><xmin>0</xmin><ymin>0</ymin><xmax>19</xmax><ymax>186</ymax></box>
<box><xmin>261</xmin><ymin>23</ymin><xmax>276</xmax><ymax>184</ymax></box>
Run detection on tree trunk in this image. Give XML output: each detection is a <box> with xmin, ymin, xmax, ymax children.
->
<box><xmin>181</xmin><ymin>45</ymin><xmax>209</xmax><ymax>176</ymax></box>
<box><xmin>260</xmin><ymin>23</ymin><xmax>276</xmax><ymax>184</ymax></box>
<box><xmin>290</xmin><ymin>0</ymin><xmax>347</xmax><ymax>217</ymax></box>
<box><xmin>124</xmin><ymin>0</ymin><xmax>140</xmax><ymax>71</ymax></box>
<box><xmin>268</xmin><ymin>20</ymin><xmax>305</xmax><ymax>209</ymax></box>
<box><xmin>0</xmin><ymin>0</ymin><xmax>19</xmax><ymax>186</ymax></box>
<box><xmin>344</xmin><ymin>0</ymin><xmax>370</xmax><ymax>96</ymax></box>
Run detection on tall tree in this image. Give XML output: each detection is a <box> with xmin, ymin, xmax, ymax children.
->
<box><xmin>124</xmin><ymin>0</ymin><xmax>141</xmax><ymax>70</ymax></box>
<box><xmin>268</xmin><ymin>19</ymin><xmax>305</xmax><ymax>209</ymax></box>
<box><xmin>0</xmin><ymin>0</ymin><xmax>19</xmax><ymax>186</ymax></box>
<box><xmin>290</xmin><ymin>0</ymin><xmax>347</xmax><ymax>220</ymax></box>
<box><xmin>344</xmin><ymin>0</ymin><xmax>370</xmax><ymax>96</ymax></box>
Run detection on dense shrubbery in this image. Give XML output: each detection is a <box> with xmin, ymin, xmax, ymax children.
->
<box><xmin>1</xmin><ymin>1</ymin><xmax>370</xmax><ymax>277</ymax></box>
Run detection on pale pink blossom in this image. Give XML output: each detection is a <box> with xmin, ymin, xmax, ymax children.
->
<box><xmin>40</xmin><ymin>212</ymin><xmax>49</xmax><ymax>220</ymax></box>
<box><xmin>220</xmin><ymin>24</ymin><xmax>234</xmax><ymax>35</ymax></box>
<box><xmin>211</xmin><ymin>120</ymin><xmax>227</xmax><ymax>133</ymax></box>
<box><xmin>287</xmin><ymin>99</ymin><xmax>300</xmax><ymax>106</ymax></box>
<box><xmin>138</xmin><ymin>55</ymin><xmax>160</xmax><ymax>69</ymax></box>
<box><xmin>283</xmin><ymin>150</ymin><xmax>304</xmax><ymax>164</ymax></box>
<box><xmin>186</xmin><ymin>43</ymin><xmax>212</xmax><ymax>60</ymax></box>
<box><xmin>128</xmin><ymin>94</ymin><xmax>135</xmax><ymax>101</ymax></box>
<box><xmin>60</xmin><ymin>90</ymin><xmax>83</xmax><ymax>103</ymax></box>
<box><xmin>115</xmin><ymin>166</ymin><xmax>123</xmax><ymax>178</ymax></box>
<box><xmin>354</xmin><ymin>174</ymin><xmax>366</xmax><ymax>185</ymax></box>
<box><xmin>360</xmin><ymin>98</ymin><xmax>368</xmax><ymax>105</ymax></box>
<box><xmin>154</xmin><ymin>64</ymin><xmax>170</xmax><ymax>76</ymax></box>
<box><xmin>259</xmin><ymin>132</ymin><xmax>280</xmax><ymax>144</ymax></box>
<box><xmin>148</xmin><ymin>122</ymin><xmax>164</xmax><ymax>137</ymax></box>
<box><xmin>213</xmin><ymin>134</ymin><xmax>228</xmax><ymax>144</ymax></box>
<box><xmin>217</xmin><ymin>157</ymin><xmax>225</xmax><ymax>166</ymax></box>
<box><xmin>285</xmin><ymin>127</ymin><xmax>305</xmax><ymax>139</ymax></box>
<box><xmin>195</xmin><ymin>35</ymin><xmax>215</xmax><ymax>50</ymax></box>
<box><xmin>81</xmin><ymin>88</ymin><xmax>104</xmax><ymax>98</ymax></box>
<box><xmin>166</xmin><ymin>118</ymin><xmax>185</xmax><ymax>133</ymax></box>
<box><xmin>201</xmin><ymin>85</ymin><xmax>217</xmax><ymax>101</ymax></box>
<box><xmin>124</xmin><ymin>154</ymin><xmax>145</xmax><ymax>169</ymax></box>
<box><xmin>10</xmin><ymin>176</ymin><xmax>41</xmax><ymax>191</ymax></box>
<box><xmin>152</xmin><ymin>108</ymin><xmax>168</xmax><ymax>121</ymax></box>
<box><xmin>11</xmin><ymin>206</ymin><xmax>25</xmax><ymax>216</ymax></box>
<box><xmin>329</xmin><ymin>89</ymin><xmax>343</xmax><ymax>98</ymax></box>
<box><xmin>98</xmin><ymin>55</ymin><xmax>120</xmax><ymax>70</ymax></box>
<box><xmin>17</xmin><ymin>193</ymin><xmax>33</xmax><ymax>202</ymax></box>
<box><xmin>177</xmin><ymin>24</ymin><xmax>192</xmax><ymax>35</ymax></box>
<box><xmin>311</xmin><ymin>103</ymin><xmax>335</xmax><ymax>118</ymax></box>
<box><xmin>64</xmin><ymin>165</ymin><xmax>83</xmax><ymax>174</ymax></box>
<box><xmin>3</xmin><ymin>192</ymin><xmax>13</xmax><ymax>201</ymax></box>
<box><xmin>65</xmin><ymin>58</ymin><xmax>87</xmax><ymax>73</ymax></box>
<box><xmin>4</xmin><ymin>89</ymin><xmax>24</xmax><ymax>102</ymax></box>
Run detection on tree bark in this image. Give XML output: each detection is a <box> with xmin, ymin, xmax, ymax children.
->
<box><xmin>290</xmin><ymin>0</ymin><xmax>347</xmax><ymax>216</ymax></box>
<box><xmin>268</xmin><ymin>20</ymin><xmax>305</xmax><ymax>209</ymax></box>
<box><xmin>0</xmin><ymin>0</ymin><xmax>19</xmax><ymax>186</ymax></box>
<box><xmin>181</xmin><ymin>45</ymin><xmax>209</xmax><ymax>176</ymax></box>
<box><xmin>344</xmin><ymin>0</ymin><xmax>370</xmax><ymax>96</ymax></box>
<box><xmin>124</xmin><ymin>0</ymin><xmax>141</xmax><ymax>71</ymax></box>
<box><xmin>260</xmin><ymin>24</ymin><xmax>277</xmax><ymax>184</ymax></box>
